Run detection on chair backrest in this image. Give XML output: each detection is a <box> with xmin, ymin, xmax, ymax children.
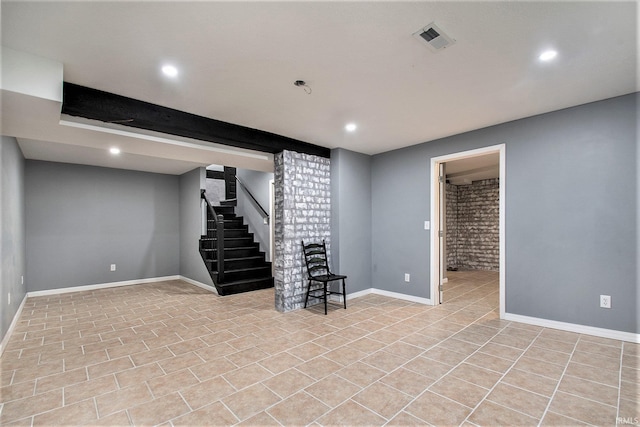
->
<box><xmin>302</xmin><ymin>240</ymin><xmax>331</xmax><ymax>278</ymax></box>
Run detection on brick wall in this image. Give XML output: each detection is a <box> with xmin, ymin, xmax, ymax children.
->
<box><xmin>446</xmin><ymin>183</ymin><xmax>458</xmax><ymax>269</ymax></box>
<box><xmin>274</xmin><ymin>150</ymin><xmax>332</xmax><ymax>312</ymax></box>
<box><xmin>446</xmin><ymin>178</ymin><xmax>499</xmax><ymax>271</ymax></box>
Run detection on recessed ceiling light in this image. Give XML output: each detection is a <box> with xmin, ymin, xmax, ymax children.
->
<box><xmin>109</xmin><ymin>147</ymin><xmax>121</xmax><ymax>155</ymax></box>
<box><xmin>161</xmin><ymin>64</ymin><xmax>178</xmax><ymax>77</ymax></box>
<box><xmin>345</xmin><ymin>123</ymin><xmax>357</xmax><ymax>132</ymax></box>
<box><xmin>539</xmin><ymin>50</ymin><xmax>558</xmax><ymax>62</ymax></box>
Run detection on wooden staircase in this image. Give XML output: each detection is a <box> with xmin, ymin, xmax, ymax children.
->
<box><xmin>199</xmin><ymin>204</ymin><xmax>274</xmax><ymax>295</ymax></box>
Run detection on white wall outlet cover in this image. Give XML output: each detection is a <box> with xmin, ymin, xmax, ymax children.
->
<box><xmin>404</xmin><ymin>273</ymin><xmax>411</xmax><ymax>282</ymax></box>
<box><xmin>110</xmin><ymin>264</ymin><xmax>116</xmax><ymax>271</ymax></box>
<box><xmin>600</xmin><ymin>295</ymin><xmax>611</xmax><ymax>308</ymax></box>
<box><xmin>424</xmin><ymin>221</ymin><xmax>430</xmax><ymax>230</ymax></box>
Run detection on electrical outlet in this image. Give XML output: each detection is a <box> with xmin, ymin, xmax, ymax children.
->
<box><xmin>404</xmin><ymin>273</ymin><xmax>410</xmax><ymax>282</ymax></box>
<box><xmin>8</xmin><ymin>292</ymin><xmax>10</xmax><ymax>305</ymax></box>
<box><xmin>21</xmin><ymin>276</ymin><xmax>24</xmax><ymax>285</ymax></box>
<box><xmin>110</xmin><ymin>264</ymin><xmax>116</xmax><ymax>272</ymax></box>
<box><xmin>600</xmin><ymin>295</ymin><xmax>611</xmax><ymax>309</ymax></box>
<box><xmin>424</xmin><ymin>221</ymin><xmax>430</xmax><ymax>230</ymax></box>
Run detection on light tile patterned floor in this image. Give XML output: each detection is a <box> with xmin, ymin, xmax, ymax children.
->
<box><xmin>1</xmin><ymin>271</ymin><xmax>638</xmax><ymax>426</ymax></box>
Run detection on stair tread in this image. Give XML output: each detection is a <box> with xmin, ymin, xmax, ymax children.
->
<box><xmin>200</xmin><ymin>238</ymin><xmax>255</xmax><ymax>242</ymax></box>
<box><xmin>205</xmin><ymin>257</ymin><xmax>268</xmax><ymax>263</ymax></box>
<box><xmin>205</xmin><ymin>232</ymin><xmax>254</xmax><ymax>236</ymax></box>
<box><xmin>201</xmin><ymin>236</ymin><xmax>253</xmax><ymax>239</ymax></box>
<box><xmin>201</xmin><ymin>248</ymin><xmax>262</xmax><ymax>252</ymax></box>
<box><xmin>219</xmin><ymin>277</ymin><xmax>273</xmax><ymax>285</ymax></box>
<box><xmin>218</xmin><ymin>279</ymin><xmax>274</xmax><ymax>295</ymax></box>
<box><xmin>223</xmin><ymin>265</ymin><xmax>271</xmax><ymax>272</ymax></box>
<box><xmin>206</xmin><ymin>263</ymin><xmax>271</xmax><ymax>271</ymax></box>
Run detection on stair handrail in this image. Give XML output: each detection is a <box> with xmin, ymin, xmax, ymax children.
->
<box><xmin>235</xmin><ymin>177</ymin><xmax>270</xmax><ymax>224</ymax></box>
<box><xmin>201</xmin><ymin>190</ymin><xmax>225</xmax><ymax>283</ymax></box>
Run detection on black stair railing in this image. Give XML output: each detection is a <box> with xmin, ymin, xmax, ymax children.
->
<box><xmin>235</xmin><ymin>176</ymin><xmax>270</xmax><ymax>224</ymax></box>
<box><xmin>201</xmin><ymin>190</ymin><xmax>225</xmax><ymax>283</ymax></box>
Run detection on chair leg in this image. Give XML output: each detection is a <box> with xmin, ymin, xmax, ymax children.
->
<box><xmin>304</xmin><ymin>280</ymin><xmax>311</xmax><ymax>308</ymax></box>
<box><xmin>342</xmin><ymin>279</ymin><xmax>347</xmax><ymax>309</ymax></box>
<box><xmin>324</xmin><ymin>282</ymin><xmax>328</xmax><ymax>315</ymax></box>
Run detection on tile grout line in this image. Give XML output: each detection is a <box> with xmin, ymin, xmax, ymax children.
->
<box><xmin>458</xmin><ymin>326</ymin><xmax>547</xmax><ymax>425</ymax></box>
<box><xmin>535</xmin><ymin>333</ymin><xmax>581</xmax><ymax>426</ymax></box>
<box><xmin>91</xmin><ymin>395</ymin><xmax>99</xmax><ymax>423</ymax></box>
<box><xmin>616</xmin><ymin>343</ymin><xmax>624</xmax><ymax>423</ymax></box>
<box><xmin>553</xmin><ymin>388</ymin><xmax>619</xmax><ymax>409</ymax></box>
<box><xmin>380</xmin><ymin>282</ymin><xmax>508</xmax><ymax>424</ymax></box>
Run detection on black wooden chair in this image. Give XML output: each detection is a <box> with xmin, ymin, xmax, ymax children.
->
<box><xmin>301</xmin><ymin>240</ymin><xmax>347</xmax><ymax>315</ymax></box>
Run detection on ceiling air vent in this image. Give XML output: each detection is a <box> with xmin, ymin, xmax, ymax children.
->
<box><xmin>413</xmin><ymin>22</ymin><xmax>456</xmax><ymax>52</ymax></box>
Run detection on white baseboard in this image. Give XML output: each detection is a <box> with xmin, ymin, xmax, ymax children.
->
<box><xmin>345</xmin><ymin>288</ymin><xmax>371</xmax><ymax>300</ymax></box>
<box><xmin>347</xmin><ymin>288</ymin><xmax>432</xmax><ymax>305</ymax></box>
<box><xmin>27</xmin><ymin>275</ymin><xmax>181</xmax><ymax>298</ymax></box>
<box><xmin>0</xmin><ymin>294</ymin><xmax>28</xmax><ymax>357</ymax></box>
<box><xmin>505</xmin><ymin>313</ymin><xmax>640</xmax><ymax>343</ymax></box>
<box><xmin>179</xmin><ymin>276</ymin><xmax>218</xmax><ymax>294</ymax></box>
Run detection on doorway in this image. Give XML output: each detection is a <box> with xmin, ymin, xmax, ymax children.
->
<box><xmin>430</xmin><ymin>144</ymin><xmax>506</xmax><ymax>319</ymax></box>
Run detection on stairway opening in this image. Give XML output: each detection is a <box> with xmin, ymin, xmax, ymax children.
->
<box><xmin>200</xmin><ymin>165</ymin><xmax>274</xmax><ymax>295</ymax></box>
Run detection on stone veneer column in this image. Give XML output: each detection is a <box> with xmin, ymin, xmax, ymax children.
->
<box><xmin>273</xmin><ymin>150</ymin><xmax>331</xmax><ymax>312</ymax></box>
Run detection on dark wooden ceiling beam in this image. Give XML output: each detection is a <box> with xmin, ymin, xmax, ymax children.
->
<box><xmin>61</xmin><ymin>82</ymin><xmax>330</xmax><ymax>158</ymax></box>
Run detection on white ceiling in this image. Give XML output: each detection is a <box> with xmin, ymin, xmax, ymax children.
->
<box><xmin>445</xmin><ymin>153</ymin><xmax>500</xmax><ymax>185</ymax></box>
<box><xmin>1</xmin><ymin>1</ymin><xmax>638</xmax><ymax>175</ymax></box>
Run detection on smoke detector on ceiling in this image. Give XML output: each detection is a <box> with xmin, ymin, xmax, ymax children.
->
<box><xmin>413</xmin><ymin>22</ymin><xmax>456</xmax><ymax>52</ymax></box>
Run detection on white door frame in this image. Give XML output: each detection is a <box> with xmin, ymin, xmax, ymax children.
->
<box><xmin>429</xmin><ymin>143</ymin><xmax>506</xmax><ymax>319</ymax></box>
<box><xmin>438</xmin><ymin>162</ymin><xmax>447</xmax><ymax>302</ymax></box>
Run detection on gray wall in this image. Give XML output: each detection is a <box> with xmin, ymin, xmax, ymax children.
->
<box><xmin>25</xmin><ymin>161</ymin><xmax>180</xmax><ymax>291</ymax></box>
<box><xmin>1</xmin><ymin>136</ymin><xmax>26</xmax><ymax>345</ymax></box>
<box><xmin>372</xmin><ymin>146</ymin><xmax>432</xmax><ymax>299</ymax></box>
<box><xmin>236</xmin><ymin>168</ymin><xmax>273</xmax><ymax>261</ymax></box>
<box><xmin>203</xmin><ymin>178</ymin><xmax>225</xmax><ymax>206</ymax></box>
<box><xmin>331</xmin><ymin>148</ymin><xmax>372</xmax><ymax>294</ymax></box>
<box><xmin>371</xmin><ymin>93</ymin><xmax>638</xmax><ymax>333</ymax></box>
<box><xmin>505</xmin><ymin>95</ymin><xmax>636</xmax><ymax>333</ymax></box>
<box><xmin>179</xmin><ymin>167</ymin><xmax>214</xmax><ymax>287</ymax></box>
